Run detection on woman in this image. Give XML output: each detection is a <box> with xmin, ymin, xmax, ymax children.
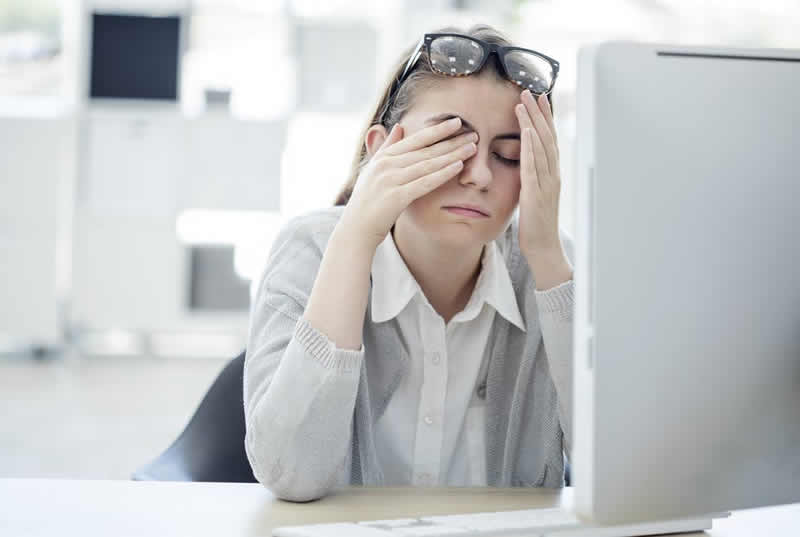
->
<box><xmin>243</xmin><ymin>23</ymin><xmax>574</xmax><ymax>502</ymax></box>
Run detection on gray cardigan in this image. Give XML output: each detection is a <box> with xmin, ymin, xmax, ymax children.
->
<box><xmin>243</xmin><ymin>206</ymin><xmax>575</xmax><ymax>501</ymax></box>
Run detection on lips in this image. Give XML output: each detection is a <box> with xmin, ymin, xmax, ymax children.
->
<box><xmin>443</xmin><ymin>204</ymin><xmax>490</xmax><ymax>217</ymax></box>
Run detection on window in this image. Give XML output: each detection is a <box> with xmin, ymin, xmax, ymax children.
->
<box><xmin>0</xmin><ymin>0</ymin><xmax>62</xmax><ymax>97</ymax></box>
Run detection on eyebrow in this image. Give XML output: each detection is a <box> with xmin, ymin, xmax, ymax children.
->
<box><xmin>424</xmin><ymin>113</ymin><xmax>520</xmax><ymax>141</ymax></box>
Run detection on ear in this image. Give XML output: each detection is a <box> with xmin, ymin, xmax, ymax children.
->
<box><xmin>365</xmin><ymin>124</ymin><xmax>389</xmax><ymax>158</ymax></box>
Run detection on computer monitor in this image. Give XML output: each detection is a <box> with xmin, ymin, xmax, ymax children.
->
<box><xmin>572</xmin><ymin>41</ymin><xmax>800</xmax><ymax>525</ymax></box>
<box><xmin>89</xmin><ymin>13</ymin><xmax>181</xmax><ymax>100</ymax></box>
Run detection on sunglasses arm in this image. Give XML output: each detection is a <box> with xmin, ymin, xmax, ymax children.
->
<box><xmin>399</xmin><ymin>36</ymin><xmax>426</xmax><ymax>83</ymax></box>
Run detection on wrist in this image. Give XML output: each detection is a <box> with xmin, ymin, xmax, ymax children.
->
<box><xmin>522</xmin><ymin>243</ymin><xmax>564</xmax><ymax>265</ymax></box>
<box><xmin>332</xmin><ymin>215</ymin><xmax>382</xmax><ymax>258</ymax></box>
<box><xmin>524</xmin><ymin>247</ymin><xmax>573</xmax><ymax>291</ymax></box>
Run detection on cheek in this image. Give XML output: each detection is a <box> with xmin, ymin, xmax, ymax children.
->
<box><xmin>494</xmin><ymin>182</ymin><xmax>521</xmax><ymax>224</ymax></box>
<box><xmin>498</xmin><ymin>170</ymin><xmax>522</xmax><ymax>206</ymax></box>
<box><xmin>410</xmin><ymin>179</ymin><xmax>449</xmax><ymax>207</ymax></box>
<box><xmin>405</xmin><ymin>189</ymin><xmax>439</xmax><ymax>219</ymax></box>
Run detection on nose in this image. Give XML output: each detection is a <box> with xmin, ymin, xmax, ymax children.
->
<box><xmin>458</xmin><ymin>148</ymin><xmax>492</xmax><ymax>191</ymax></box>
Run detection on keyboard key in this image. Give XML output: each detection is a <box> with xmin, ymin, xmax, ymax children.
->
<box><xmin>358</xmin><ymin>519</ymin><xmax>420</xmax><ymax>528</ymax></box>
<box><xmin>392</xmin><ymin>525</ymin><xmax>469</xmax><ymax>536</ymax></box>
<box><xmin>273</xmin><ymin>522</ymin><xmax>396</xmax><ymax>536</ymax></box>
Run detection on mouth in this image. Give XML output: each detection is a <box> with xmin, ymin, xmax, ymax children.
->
<box><xmin>442</xmin><ymin>205</ymin><xmax>491</xmax><ymax>218</ymax></box>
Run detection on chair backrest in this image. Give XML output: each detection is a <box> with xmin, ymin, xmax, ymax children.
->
<box><xmin>132</xmin><ymin>350</ymin><xmax>257</xmax><ymax>483</ymax></box>
<box><xmin>133</xmin><ymin>349</ymin><xmax>571</xmax><ymax>487</ymax></box>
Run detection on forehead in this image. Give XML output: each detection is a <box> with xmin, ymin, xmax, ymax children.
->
<box><xmin>407</xmin><ymin>74</ymin><xmax>522</xmax><ymax>132</ymax></box>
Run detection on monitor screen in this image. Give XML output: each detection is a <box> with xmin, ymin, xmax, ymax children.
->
<box><xmin>90</xmin><ymin>13</ymin><xmax>180</xmax><ymax>100</ymax></box>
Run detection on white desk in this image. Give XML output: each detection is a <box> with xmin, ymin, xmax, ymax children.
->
<box><xmin>1</xmin><ymin>479</ymin><xmax>798</xmax><ymax>536</ymax></box>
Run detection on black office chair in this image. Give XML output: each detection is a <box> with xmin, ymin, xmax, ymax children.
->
<box><xmin>132</xmin><ymin>350</ymin><xmax>257</xmax><ymax>483</ymax></box>
<box><xmin>132</xmin><ymin>348</ymin><xmax>572</xmax><ymax>487</ymax></box>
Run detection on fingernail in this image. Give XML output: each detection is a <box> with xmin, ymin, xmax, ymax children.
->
<box><xmin>448</xmin><ymin>117</ymin><xmax>461</xmax><ymax>126</ymax></box>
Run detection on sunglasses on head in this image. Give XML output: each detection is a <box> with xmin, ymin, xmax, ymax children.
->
<box><xmin>388</xmin><ymin>32</ymin><xmax>560</xmax><ymax>116</ymax></box>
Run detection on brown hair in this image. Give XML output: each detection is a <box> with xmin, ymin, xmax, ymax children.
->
<box><xmin>333</xmin><ymin>23</ymin><xmax>518</xmax><ymax>207</ymax></box>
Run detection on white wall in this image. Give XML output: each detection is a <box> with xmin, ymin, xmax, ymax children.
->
<box><xmin>0</xmin><ymin>116</ymin><xmax>77</xmax><ymax>349</ymax></box>
<box><xmin>70</xmin><ymin>106</ymin><xmax>285</xmax><ymax>352</ymax></box>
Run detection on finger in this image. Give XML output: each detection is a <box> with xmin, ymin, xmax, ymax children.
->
<box><xmin>399</xmin><ymin>159</ymin><xmax>464</xmax><ymax>202</ymax></box>
<box><xmin>520</xmin><ymin>125</ymin><xmax>541</xmax><ymax>192</ymax></box>
<box><xmin>528</xmin><ymin>126</ymin><xmax>550</xmax><ymax>182</ymax></box>
<box><xmin>538</xmin><ymin>94</ymin><xmax>558</xmax><ymax>143</ymax></box>
<box><xmin>537</xmin><ymin>93</ymin><xmax>559</xmax><ymax>161</ymax></box>
<box><xmin>515</xmin><ymin>104</ymin><xmax>547</xmax><ymax>186</ymax></box>
<box><xmin>391</xmin><ymin>130</ymin><xmax>477</xmax><ymax>169</ymax></box>
<box><xmin>375</xmin><ymin>123</ymin><xmax>404</xmax><ymax>154</ymax></box>
<box><xmin>515</xmin><ymin>102</ymin><xmax>535</xmax><ymax>137</ymax></box>
<box><xmin>396</xmin><ymin>140</ymin><xmax>476</xmax><ymax>185</ymax></box>
<box><xmin>382</xmin><ymin>116</ymin><xmax>463</xmax><ymax>156</ymax></box>
<box><xmin>521</xmin><ymin>90</ymin><xmax>558</xmax><ymax>170</ymax></box>
<box><xmin>517</xmin><ymin>100</ymin><xmax>550</xmax><ymax>177</ymax></box>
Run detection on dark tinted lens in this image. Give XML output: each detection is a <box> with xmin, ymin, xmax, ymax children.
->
<box><xmin>429</xmin><ymin>35</ymin><xmax>485</xmax><ymax>76</ymax></box>
<box><xmin>504</xmin><ymin>50</ymin><xmax>554</xmax><ymax>94</ymax></box>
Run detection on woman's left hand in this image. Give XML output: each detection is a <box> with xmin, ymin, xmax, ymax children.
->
<box><xmin>515</xmin><ymin>89</ymin><xmax>573</xmax><ymax>289</ymax></box>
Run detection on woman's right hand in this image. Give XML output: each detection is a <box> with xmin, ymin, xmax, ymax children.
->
<box><xmin>340</xmin><ymin>116</ymin><xmax>479</xmax><ymax>250</ymax></box>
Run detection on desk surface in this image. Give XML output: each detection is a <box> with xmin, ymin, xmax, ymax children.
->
<box><xmin>1</xmin><ymin>479</ymin><xmax>798</xmax><ymax>536</ymax></box>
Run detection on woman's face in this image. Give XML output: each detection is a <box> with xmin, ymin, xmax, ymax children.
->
<box><xmin>396</xmin><ymin>73</ymin><xmax>523</xmax><ymax>249</ymax></box>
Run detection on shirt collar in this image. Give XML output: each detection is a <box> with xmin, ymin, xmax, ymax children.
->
<box><xmin>370</xmin><ymin>232</ymin><xmax>526</xmax><ymax>332</ymax></box>
<box><xmin>370</xmin><ymin>231</ymin><xmax>418</xmax><ymax>323</ymax></box>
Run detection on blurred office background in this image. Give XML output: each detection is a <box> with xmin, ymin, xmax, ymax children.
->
<box><xmin>1</xmin><ymin>0</ymin><xmax>797</xmax><ymax>480</ymax></box>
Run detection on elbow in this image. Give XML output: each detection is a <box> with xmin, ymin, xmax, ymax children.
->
<box><xmin>252</xmin><ymin>457</ymin><xmax>334</xmax><ymax>503</ymax></box>
<box><xmin>245</xmin><ymin>427</ymin><xmax>335</xmax><ymax>503</ymax></box>
<box><xmin>262</xmin><ymin>480</ymin><xmax>331</xmax><ymax>503</ymax></box>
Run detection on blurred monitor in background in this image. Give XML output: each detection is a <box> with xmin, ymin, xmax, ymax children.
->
<box><xmin>89</xmin><ymin>13</ymin><xmax>181</xmax><ymax>101</ymax></box>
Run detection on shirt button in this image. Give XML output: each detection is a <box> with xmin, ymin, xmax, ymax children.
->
<box><xmin>431</xmin><ymin>352</ymin><xmax>441</xmax><ymax>365</ymax></box>
<box><xmin>477</xmin><ymin>383</ymin><xmax>487</xmax><ymax>400</ymax></box>
<box><xmin>424</xmin><ymin>415</ymin><xmax>434</xmax><ymax>425</ymax></box>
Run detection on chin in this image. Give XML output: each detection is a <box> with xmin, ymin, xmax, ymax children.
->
<box><xmin>431</xmin><ymin>217</ymin><xmax>493</xmax><ymax>248</ymax></box>
<box><xmin>402</xmin><ymin>207</ymin><xmax>493</xmax><ymax>248</ymax></box>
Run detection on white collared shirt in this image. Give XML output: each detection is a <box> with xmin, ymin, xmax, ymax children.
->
<box><xmin>370</xmin><ymin>231</ymin><xmax>526</xmax><ymax>487</ymax></box>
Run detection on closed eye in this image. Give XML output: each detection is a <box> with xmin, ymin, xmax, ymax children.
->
<box><xmin>493</xmin><ymin>153</ymin><xmax>519</xmax><ymax>167</ymax></box>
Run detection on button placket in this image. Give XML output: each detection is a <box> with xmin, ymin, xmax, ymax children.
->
<box><xmin>413</xmin><ymin>313</ymin><xmax>447</xmax><ymax>486</ymax></box>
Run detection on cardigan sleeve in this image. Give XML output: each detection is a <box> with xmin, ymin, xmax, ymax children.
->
<box><xmin>243</xmin><ymin>214</ymin><xmax>364</xmax><ymax>502</ymax></box>
<box><xmin>532</xmin><ymin>232</ymin><xmax>575</xmax><ymax>459</ymax></box>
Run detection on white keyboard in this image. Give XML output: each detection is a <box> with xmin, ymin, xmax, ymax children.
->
<box><xmin>272</xmin><ymin>507</ymin><xmax>721</xmax><ymax>537</ymax></box>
